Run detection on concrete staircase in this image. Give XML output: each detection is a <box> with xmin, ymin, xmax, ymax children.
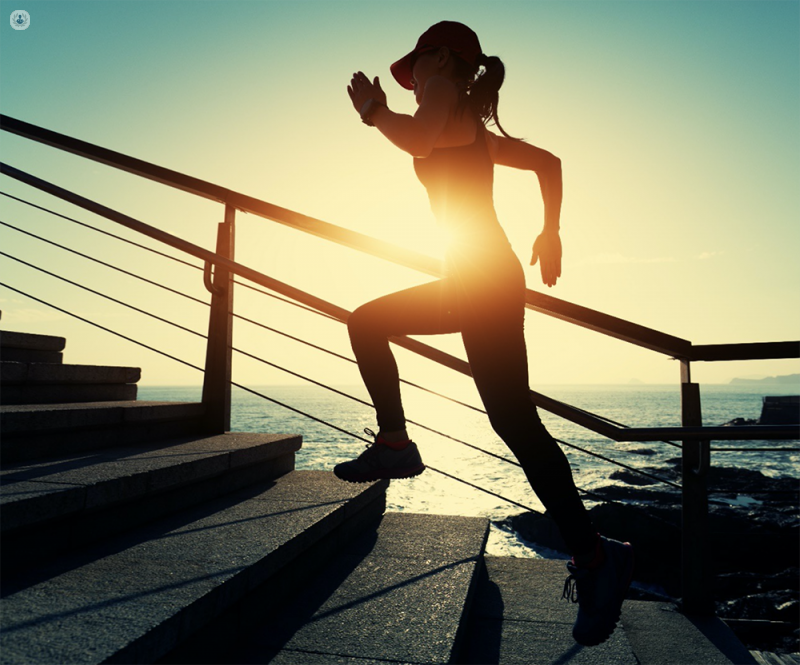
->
<box><xmin>0</xmin><ymin>328</ymin><xmax>390</xmax><ymax>663</ymax></box>
<box><xmin>0</xmin><ymin>326</ymin><xmax>759</xmax><ymax>664</ymax></box>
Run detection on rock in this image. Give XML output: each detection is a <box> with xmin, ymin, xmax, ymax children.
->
<box><xmin>721</xmin><ymin>590</ymin><xmax>798</xmax><ymax>622</ymax></box>
<box><xmin>716</xmin><ymin>569</ymin><xmax>800</xmax><ymax>598</ymax></box>
<box><xmin>720</xmin><ymin>395</ymin><xmax>799</xmax><ymax>426</ymax></box>
<box><xmin>722</xmin><ymin>417</ymin><xmax>758</xmax><ymax>427</ymax></box>
<box><xmin>760</xmin><ymin>396</ymin><xmax>800</xmax><ymax>425</ymax></box>
<box><xmin>609</xmin><ymin>469</ymin><xmax>660</xmax><ymax>486</ymax></box>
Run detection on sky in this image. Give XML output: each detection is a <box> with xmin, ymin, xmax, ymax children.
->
<box><xmin>1</xmin><ymin>0</ymin><xmax>798</xmax><ymax>394</ymax></box>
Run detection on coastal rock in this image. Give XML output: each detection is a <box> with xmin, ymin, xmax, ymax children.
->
<box><xmin>720</xmin><ymin>589</ymin><xmax>798</xmax><ymax>622</ymax></box>
<box><xmin>720</xmin><ymin>394</ymin><xmax>800</xmax><ymax>426</ymax></box>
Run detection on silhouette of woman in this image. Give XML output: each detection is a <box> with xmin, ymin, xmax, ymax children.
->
<box><xmin>339</xmin><ymin>21</ymin><xmax>633</xmax><ymax>646</ymax></box>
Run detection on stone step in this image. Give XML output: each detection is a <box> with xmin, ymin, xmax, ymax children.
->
<box><xmin>1</xmin><ymin>329</ymin><xmax>67</xmax><ymax>364</ymax></box>
<box><xmin>1</xmin><ymin>401</ymin><xmax>206</xmax><ymax>462</ymax></box>
<box><xmin>0</xmin><ymin>324</ymin><xmax>67</xmax><ymax>363</ymax></box>
<box><xmin>1</xmin><ymin>361</ymin><xmax>141</xmax><ymax>404</ymax></box>
<box><xmin>0</xmin><ymin>330</ymin><xmax>66</xmax><ymax>353</ymax></box>
<box><xmin>228</xmin><ymin>512</ymin><xmax>490</xmax><ymax>665</ymax></box>
<box><xmin>2</xmin><ymin>382</ymin><xmax>138</xmax><ymax>404</ymax></box>
<box><xmin>1</xmin><ymin>361</ymin><xmax>141</xmax><ymax>385</ymax></box>
<box><xmin>1</xmin><ymin>432</ymin><xmax>301</xmax><ymax>572</ymax></box>
<box><xmin>0</xmin><ymin>471</ymin><xmax>389</xmax><ymax>665</ymax></box>
<box><xmin>623</xmin><ymin>600</ymin><xmax>758</xmax><ymax>665</ymax></box>
<box><xmin>458</xmin><ymin>556</ymin><xmax>756</xmax><ymax>665</ymax></box>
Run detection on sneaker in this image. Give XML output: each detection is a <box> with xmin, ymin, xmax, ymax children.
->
<box><xmin>333</xmin><ymin>429</ymin><xmax>426</xmax><ymax>483</ymax></box>
<box><xmin>562</xmin><ymin>536</ymin><xmax>635</xmax><ymax>646</ymax></box>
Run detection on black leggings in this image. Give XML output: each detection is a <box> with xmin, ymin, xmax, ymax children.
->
<box><xmin>348</xmin><ymin>253</ymin><xmax>598</xmax><ymax>556</ymax></box>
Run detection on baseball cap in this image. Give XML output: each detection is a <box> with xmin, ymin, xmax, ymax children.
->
<box><xmin>390</xmin><ymin>21</ymin><xmax>482</xmax><ymax>90</ymax></box>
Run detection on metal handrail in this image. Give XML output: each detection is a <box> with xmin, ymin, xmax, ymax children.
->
<box><xmin>3</xmin><ymin>161</ymin><xmax>798</xmax><ymax>443</ymax></box>
<box><xmin>0</xmin><ymin>114</ymin><xmax>696</xmax><ymax>359</ymax></box>
<box><xmin>7</xmin><ymin>114</ymin><xmax>798</xmax><ymax>363</ymax></box>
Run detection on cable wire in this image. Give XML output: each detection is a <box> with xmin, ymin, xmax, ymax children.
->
<box><xmin>0</xmin><ymin>189</ymin><xmax>348</xmax><ymax>319</ymax></box>
<box><xmin>1</xmin><ymin>251</ymin><xmax>523</xmax><ymax>468</ymax></box>
<box><xmin>1</xmin><ymin>190</ymin><xmax>202</xmax><ymax>270</ymax></box>
<box><xmin>0</xmin><ymin>231</ymin><xmax>683</xmax><ymax>488</ymax></box>
<box><xmin>1</xmin><ymin>198</ymin><xmax>688</xmax><ymax>453</ymax></box>
<box><xmin>0</xmin><ymin>179</ymin><xmax>781</xmax><ymax>531</ymax></box>
<box><xmin>0</xmin><ymin>219</ymin><xmax>209</xmax><ymax>306</ymax></box>
<box><xmin>0</xmin><ymin>212</ymin><xmax>491</xmax><ymax>417</ymax></box>
<box><xmin>0</xmin><ymin>280</ymin><xmax>538</xmax><ymax>512</ymax></box>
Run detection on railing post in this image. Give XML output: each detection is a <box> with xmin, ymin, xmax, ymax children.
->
<box><xmin>680</xmin><ymin>359</ymin><xmax>714</xmax><ymax>615</ymax></box>
<box><xmin>201</xmin><ymin>204</ymin><xmax>235</xmax><ymax>434</ymax></box>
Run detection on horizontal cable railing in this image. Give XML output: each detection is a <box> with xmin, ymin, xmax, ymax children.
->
<box><xmin>4</xmin><ymin>227</ymin><xmax>784</xmax><ymax>519</ymax></box>
<box><xmin>4</xmin><ymin>192</ymin><xmax>796</xmax><ymax>512</ymax></box>
<box><xmin>0</xmin><ymin>277</ymin><xmax>547</xmax><ymax>512</ymax></box>
<box><xmin>0</xmin><ymin>269</ymin><xmax>683</xmax><ymax>519</ymax></box>
<box><xmin>1</xmin><ymin>201</ymin><xmax>693</xmax><ymax>492</ymax></box>
<box><xmin>0</xmin><ymin>194</ymin><xmax>697</xmax><ymax>453</ymax></box>
<box><xmin>2</xmin><ymin>165</ymin><xmax>797</xmax><ymax>443</ymax></box>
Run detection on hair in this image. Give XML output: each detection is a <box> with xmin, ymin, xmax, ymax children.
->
<box><xmin>451</xmin><ymin>52</ymin><xmax>519</xmax><ymax>140</ymax></box>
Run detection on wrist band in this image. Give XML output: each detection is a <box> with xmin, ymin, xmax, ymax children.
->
<box><xmin>360</xmin><ymin>98</ymin><xmax>385</xmax><ymax>126</ymax></box>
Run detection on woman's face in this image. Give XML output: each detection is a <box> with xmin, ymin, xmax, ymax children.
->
<box><xmin>410</xmin><ymin>50</ymin><xmax>441</xmax><ymax>105</ymax></box>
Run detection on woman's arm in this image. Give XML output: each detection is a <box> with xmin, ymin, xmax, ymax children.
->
<box><xmin>489</xmin><ymin>134</ymin><xmax>563</xmax><ymax>286</ymax></box>
<box><xmin>347</xmin><ymin>72</ymin><xmax>454</xmax><ymax>158</ymax></box>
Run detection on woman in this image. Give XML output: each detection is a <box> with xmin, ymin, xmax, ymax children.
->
<box><xmin>338</xmin><ymin>21</ymin><xmax>633</xmax><ymax>646</ymax></box>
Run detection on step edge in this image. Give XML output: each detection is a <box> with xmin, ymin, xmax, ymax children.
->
<box><xmin>1</xmin><ymin>433</ymin><xmax>304</xmax><ymax>532</ymax></box>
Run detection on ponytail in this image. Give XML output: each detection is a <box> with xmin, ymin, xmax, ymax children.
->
<box><xmin>453</xmin><ymin>52</ymin><xmax>519</xmax><ymax>140</ymax></box>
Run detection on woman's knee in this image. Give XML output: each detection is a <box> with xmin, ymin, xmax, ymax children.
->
<box><xmin>348</xmin><ymin>301</ymin><xmax>384</xmax><ymax>341</ymax></box>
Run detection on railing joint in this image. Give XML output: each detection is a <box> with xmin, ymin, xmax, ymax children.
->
<box><xmin>203</xmin><ymin>261</ymin><xmax>226</xmax><ymax>296</ymax></box>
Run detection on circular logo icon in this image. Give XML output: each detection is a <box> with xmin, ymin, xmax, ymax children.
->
<box><xmin>10</xmin><ymin>10</ymin><xmax>30</xmax><ymax>30</ymax></box>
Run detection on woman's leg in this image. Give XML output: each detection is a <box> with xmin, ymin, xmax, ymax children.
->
<box><xmin>348</xmin><ymin>279</ymin><xmax>460</xmax><ymax>433</ymax></box>
<box><xmin>457</xmin><ymin>269</ymin><xmax>598</xmax><ymax>557</ymax></box>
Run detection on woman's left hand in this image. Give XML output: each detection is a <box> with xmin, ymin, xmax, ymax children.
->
<box><xmin>531</xmin><ymin>229</ymin><xmax>562</xmax><ymax>287</ymax></box>
<box><xmin>347</xmin><ymin>71</ymin><xmax>387</xmax><ymax>114</ymax></box>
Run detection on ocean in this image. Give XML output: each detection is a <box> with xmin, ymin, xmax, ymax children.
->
<box><xmin>138</xmin><ymin>382</ymin><xmax>799</xmax><ymax>559</ymax></box>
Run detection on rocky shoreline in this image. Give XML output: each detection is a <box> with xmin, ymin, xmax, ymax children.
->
<box><xmin>495</xmin><ymin>459</ymin><xmax>799</xmax><ymax>653</ymax></box>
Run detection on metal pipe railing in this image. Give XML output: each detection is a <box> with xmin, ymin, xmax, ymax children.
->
<box><xmin>4</xmin><ymin>161</ymin><xmax>797</xmax><ymax>444</ymax></box>
<box><xmin>0</xmin><ymin>114</ymin><xmax>695</xmax><ymax>359</ymax></box>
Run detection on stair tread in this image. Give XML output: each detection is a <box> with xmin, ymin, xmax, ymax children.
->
<box><xmin>1</xmin><ymin>400</ymin><xmax>205</xmax><ymax>434</ymax></box>
<box><xmin>460</xmin><ymin>556</ymin><xmax>638</xmax><ymax>664</ymax></box>
<box><xmin>1</xmin><ymin>432</ymin><xmax>302</xmax><ymax>531</ymax></box>
<box><xmin>0</xmin><ymin>331</ymin><xmax>66</xmax><ymax>352</ymax></box>
<box><xmin>2</xmin><ymin>384</ymin><xmax>139</xmax><ymax>406</ymax></box>
<box><xmin>0</xmin><ymin>471</ymin><xmax>388</xmax><ymax>665</ymax></box>
<box><xmin>236</xmin><ymin>512</ymin><xmax>490</xmax><ymax>665</ymax></box>
<box><xmin>1</xmin><ymin>361</ymin><xmax>141</xmax><ymax>385</ymax></box>
<box><xmin>1</xmin><ymin>400</ymin><xmax>200</xmax><ymax>414</ymax></box>
<box><xmin>460</xmin><ymin>556</ymin><xmax>755</xmax><ymax>665</ymax></box>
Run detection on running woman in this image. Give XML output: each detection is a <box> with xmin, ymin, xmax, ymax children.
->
<box><xmin>338</xmin><ymin>21</ymin><xmax>634</xmax><ymax>646</ymax></box>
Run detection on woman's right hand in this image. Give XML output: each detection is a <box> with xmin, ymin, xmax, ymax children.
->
<box><xmin>531</xmin><ymin>229</ymin><xmax>562</xmax><ymax>287</ymax></box>
<box><xmin>347</xmin><ymin>71</ymin><xmax>387</xmax><ymax>114</ymax></box>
